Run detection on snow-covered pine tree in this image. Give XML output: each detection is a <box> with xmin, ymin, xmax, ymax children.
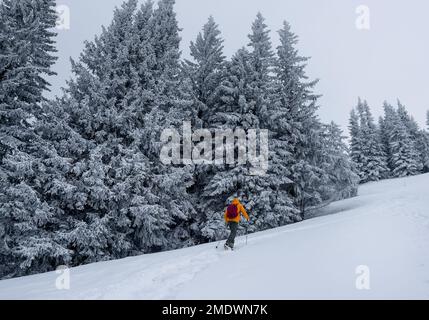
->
<box><xmin>59</xmin><ymin>0</ymin><xmax>196</xmax><ymax>260</ymax></box>
<box><xmin>199</xmin><ymin>49</ymin><xmax>262</xmax><ymax>238</ymax></box>
<box><xmin>421</xmin><ymin>111</ymin><xmax>429</xmax><ymax>172</ymax></box>
<box><xmin>57</xmin><ymin>0</ymin><xmax>140</xmax><ymax>265</ymax></box>
<box><xmin>200</xmin><ymin>14</ymin><xmax>278</xmax><ymax>237</ymax></box>
<box><xmin>385</xmin><ymin>102</ymin><xmax>421</xmax><ymax>177</ymax></box>
<box><xmin>320</xmin><ymin>122</ymin><xmax>359</xmax><ymax>201</ymax></box>
<box><xmin>182</xmin><ymin>16</ymin><xmax>228</xmax><ymax>240</ymax></box>
<box><xmin>247</xmin><ymin>13</ymin><xmax>274</xmax><ymax>122</ymax></box>
<box><xmin>349</xmin><ymin>108</ymin><xmax>366</xmax><ymax>178</ymax></box>
<box><xmin>396</xmin><ymin>100</ymin><xmax>424</xmax><ymax>173</ymax></box>
<box><xmin>379</xmin><ymin>102</ymin><xmax>397</xmax><ymax>173</ymax></box>
<box><xmin>185</xmin><ymin>16</ymin><xmax>226</xmax><ymax>125</ymax></box>
<box><xmin>416</xmin><ymin>129</ymin><xmax>429</xmax><ymax>173</ymax></box>
<box><xmin>272</xmin><ymin>21</ymin><xmax>326</xmax><ymax>218</ymax></box>
<box><xmin>0</xmin><ymin>0</ymin><xmax>57</xmax><ymax>159</ymax></box>
<box><xmin>378</xmin><ymin>116</ymin><xmax>388</xmax><ymax>173</ymax></box>
<box><xmin>0</xmin><ymin>0</ymin><xmax>74</xmax><ymax>279</ymax></box>
<box><xmin>139</xmin><ymin>0</ymin><xmax>197</xmax><ymax>249</ymax></box>
<box><xmin>357</xmin><ymin>99</ymin><xmax>389</xmax><ymax>182</ymax></box>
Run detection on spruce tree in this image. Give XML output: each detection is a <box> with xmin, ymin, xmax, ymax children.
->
<box><xmin>359</xmin><ymin>99</ymin><xmax>388</xmax><ymax>181</ymax></box>
<box><xmin>184</xmin><ymin>17</ymin><xmax>228</xmax><ymax>239</ymax></box>
<box><xmin>59</xmin><ymin>0</ymin><xmax>196</xmax><ymax>259</ymax></box>
<box><xmin>320</xmin><ymin>122</ymin><xmax>358</xmax><ymax>200</ymax></box>
<box><xmin>273</xmin><ymin>22</ymin><xmax>324</xmax><ymax>218</ymax></box>
<box><xmin>416</xmin><ymin>130</ymin><xmax>429</xmax><ymax>173</ymax></box>
<box><xmin>185</xmin><ymin>16</ymin><xmax>226</xmax><ymax>125</ymax></box>
<box><xmin>387</xmin><ymin>103</ymin><xmax>420</xmax><ymax>177</ymax></box>
<box><xmin>201</xmin><ymin>14</ymin><xmax>278</xmax><ymax>236</ymax></box>
<box><xmin>349</xmin><ymin>99</ymin><xmax>388</xmax><ymax>183</ymax></box>
<box><xmin>380</xmin><ymin>102</ymin><xmax>397</xmax><ymax>172</ymax></box>
<box><xmin>396</xmin><ymin>101</ymin><xmax>423</xmax><ymax>173</ymax></box>
<box><xmin>0</xmin><ymin>0</ymin><xmax>73</xmax><ymax>278</ymax></box>
<box><xmin>349</xmin><ymin>108</ymin><xmax>366</xmax><ymax>179</ymax></box>
<box><xmin>200</xmin><ymin>47</ymin><xmax>261</xmax><ymax>238</ymax></box>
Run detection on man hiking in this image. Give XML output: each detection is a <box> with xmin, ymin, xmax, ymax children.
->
<box><xmin>224</xmin><ymin>198</ymin><xmax>249</xmax><ymax>250</ymax></box>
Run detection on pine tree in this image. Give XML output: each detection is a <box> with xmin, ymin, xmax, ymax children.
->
<box><xmin>185</xmin><ymin>16</ymin><xmax>226</xmax><ymax>125</ymax></box>
<box><xmin>0</xmin><ymin>0</ymin><xmax>74</xmax><ymax>278</ymax></box>
<box><xmin>349</xmin><ymin>108</ymin><xmax>366</xmax><ymax>179</ymax></box>
<box><xmin>183</xmin><ymin>17</ymin><xmax>228</xmax><ymax>239</ymax></box>
<box><xmin>320</xmin><ymin>122</ymin><xmax>358</xmax><ymax>200</ymax></box>
<box><xmin>386</xmin><ymin>103</ymin><xmax>420</xmax><ymax>177</ymax></box>
<box><xmin>416</xmin><ymin>130</ymin><xmax>429</xmax><ymax>173</ymax></box>
<box><xmin>273</xmin><ymin>22</ymin><xmax>324</xmax><ymax>218</ymax></box>
<box><xmin>349</xmin><ymin>99</ymin><xmax>388</xmax><ymax>183</ymax></box>
<box><xmin>247</xmin><ymin>13</ymin><xmax>274</xmax><ymax>122</ymax></box>
<box><xmin>200</xmin><ymin>14</ymin><xmax>279</xmax><ymax>237</ymax></box>
<box><xmin>358</xmin><ymin>99</ymin><xmax>388</xmax><ymax>182</ymax></box>
<box><xmin>58</xmin><ymin>0</ymin><xmax>196</xmax><ymax>260</ymax></box>
<box><xmin>424</xmin><ymin>110</ymin><xmax>429</xmax><ymax>171</ymax></box>
<box><xmin>379</xmin><ymin>102</ymin><xmax>397</xmax><ymax>173</ymax></box>
<box><xmin>0</xmin><ymin>0</ymin><xmax>58</xmax><ymax>157</ymax></box>
<box><xmin>199</xmin><ymin>47</ymin><xmax>260</xmax><ymax>239</ymax></box>
<box><xmin>396</xmin><ymin>100</ymin><xmax>423</xmax><ymax>173</ymax></box>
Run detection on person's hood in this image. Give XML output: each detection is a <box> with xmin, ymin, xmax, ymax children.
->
<box><xmin>232</xmin><ymin>198</ymin><xmax>240</xmax><ymax>205</ymax></box>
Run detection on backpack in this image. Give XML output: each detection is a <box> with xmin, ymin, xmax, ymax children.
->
<box><xmin>226</xmin><ymin>203</ymin><xmax>238</xmax><ymax>219</ymax></box>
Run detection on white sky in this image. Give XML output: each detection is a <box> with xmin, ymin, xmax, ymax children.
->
<box><xmin>51</xmin><ymin>0</ymin><xmax>429</xmax><ymax>132</ymax></box>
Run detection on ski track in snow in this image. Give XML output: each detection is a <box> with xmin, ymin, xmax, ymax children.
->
<box><xmin>1</xmin><ymin>174</ymin><xmax>429</xmax><ymax>299</ymax></box>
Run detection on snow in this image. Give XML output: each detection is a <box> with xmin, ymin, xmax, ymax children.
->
<box><xmin>1</xmin><ymin>174</ymin><xmax>429</xmax><ymax>300</ymax></box>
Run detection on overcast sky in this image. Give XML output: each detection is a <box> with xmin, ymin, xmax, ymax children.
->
<box><xmin>51</xmin><ymin>0</ymin><xmax>429</xmax><ymax>132</ymax></box>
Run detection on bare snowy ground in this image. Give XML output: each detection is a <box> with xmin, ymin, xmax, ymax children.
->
<box><xmin>1</xmin><ymin>174</ymin><xmax>429</xmax><ymax>299</ymax></box>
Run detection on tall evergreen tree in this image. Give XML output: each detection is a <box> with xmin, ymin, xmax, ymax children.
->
<box><xmin>379</xmin><ymin>102</ymin><xmax>397</xmax><ymax>173</ymax></box>
<box><xmin>320</xmin><ymin>122</ymin><xmax>358</xmax><ymax>201</ymax></box>
<box><xmin>201</xmin><ymin>14</ymin><xmax>278</xmax><ymax>237</ymax></box>
<box><xmin>416</xmin><ymin>129</ymin><xmax>429</xmax><ymax>173</ymax></box>
<box><xmin>185</xmin><ymin>16</ymin><xmax>226</xmax><ymax>125</ymax></box>
<box><xmin>183</xmin><ymin>17</ymin><xmax>228</xmax><ymax>239</ymax></box>
<box><xmin>273</xmin><ymin>22</ymin><xmax>324</xmax><ymax>217</ymax></box>
<box><xmin>349</xmin><ymin>99</ymin><xmax>388</xmax><ymax>183</ymax></box>
<box><xmin>396</xmin><ymin>100</ymin><xmax>423</xmax><ymax>172</ymax></box>
<box><xmin>385</xmin><ymin>102</ymin><xmax>420</xmax><ymax>177</ymax></box>
<box><xmin>349</xmin><ymin>108</ymin><xmax>365</xmax><ymax>178</ymax></box>
<box><xmin>359</xmin><ymin>99</ymin><xmax>388</xmax><ymax>181</ymax></box>
<box><xmin>0</xmin><ymin>0</ymin><xmax>73</xmax><ymax>278</ymax></box>
<box><xmin>58</xmin><ymin>0</ymin><xmax>196</xmax><ymax>263</ymax></box>
<box><xmin>247</xmin><ymin>13</ymin><xmax>274</xmax><ymax>123</ymax></box>
<box><xmin>0</xmin><ymin>0</ymin><xmax>58</xmax><ymax>158</ymax></box>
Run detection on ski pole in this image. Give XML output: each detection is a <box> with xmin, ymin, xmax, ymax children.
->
<box><xmin>245</xmin><ymin>224</ymin><xmax>248</xmax><ymax>246</ymax></box>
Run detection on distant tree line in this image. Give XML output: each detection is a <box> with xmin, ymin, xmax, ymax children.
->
<box><xmin>349</xmin><ymin>99</ymin><xmax>429</xmax><ymax>183</ymax></box>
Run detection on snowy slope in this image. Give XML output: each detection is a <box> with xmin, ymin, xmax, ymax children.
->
<box><xmin>1</xmin><ymin>174</ymin><xmax>429</xmax><ymax>300</ymax></box>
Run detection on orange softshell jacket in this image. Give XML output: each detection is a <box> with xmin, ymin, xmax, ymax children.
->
<box><xmin>224</xmin><ymin>198</ymin><xmax>249</xmax><ymax>223</ymax></box>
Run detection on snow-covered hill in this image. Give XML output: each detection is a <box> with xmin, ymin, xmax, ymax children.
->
<box><xmin>1</xmin><ymin>174</ymin><xmax>429</xmax><ymax>300</ymax></box>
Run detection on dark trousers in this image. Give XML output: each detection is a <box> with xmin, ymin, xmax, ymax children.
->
<box><xmin>226</xmin><ymin>221</ymin><xmax>238</xmax><ymax>248</ymax></box>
